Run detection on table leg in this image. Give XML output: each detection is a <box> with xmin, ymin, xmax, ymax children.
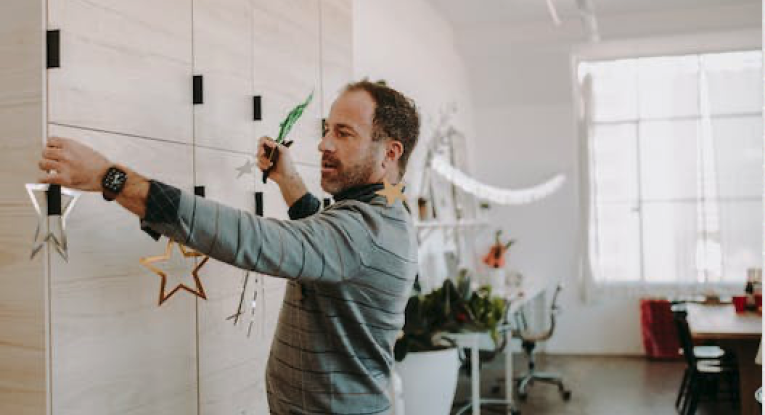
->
<box><xmin>472</xmin><ymin>335</ymin><xmax>480</xmax><ymax>415</ymax></box>
<box><xmin>506</xmin><ymin>341</ymin><xmax>514</xmax><ymax>409</ymax></box>
<box><xmin>732</xmin><ymin>340</ymin><xmax>761</xmax><ymax>415</ymax></box>
<box><xmin>712</xmin><ymin>339</ymin><xmax>761</xmax><ymax>415</ymax></box>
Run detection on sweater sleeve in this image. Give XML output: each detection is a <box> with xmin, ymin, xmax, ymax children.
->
<box><xmin>287</xmin><ymin>192</ymin><xmax>321</xmax><ymax>220</ymax></box>
<box><xmin>140</xmin><ymin>183</ymin><xmax>372</xmax><ymax>283</ymax></box>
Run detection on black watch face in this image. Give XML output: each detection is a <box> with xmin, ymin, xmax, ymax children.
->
<box><xmin>104</xmin><ymin>168</ymin><xmax>127</xmax><ymax>193</ymax></box>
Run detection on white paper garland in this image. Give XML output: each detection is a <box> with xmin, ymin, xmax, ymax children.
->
<box><xmin>430</xmin><ymin>155</ymin><xmax>565</xmax><ymax>205</ymax></box>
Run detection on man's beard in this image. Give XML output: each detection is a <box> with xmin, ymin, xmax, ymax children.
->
<box><xmin>320</xmin><ymin>150</ymin><xmax>378</xmax><ymax>195</ymax></box>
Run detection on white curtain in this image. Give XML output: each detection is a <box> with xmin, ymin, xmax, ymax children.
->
<box><xmin>578</xmin><ymin>51</ymin><xmax>763</xmax><ymax>300</ymax></box>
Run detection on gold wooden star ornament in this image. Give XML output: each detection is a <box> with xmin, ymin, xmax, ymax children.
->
<box><xmin>376</xmin><ymin>179</ymin><xmax>406</xmax><ymax>206</ymax></box>
<box><xmin>139</xmin><ymin>239</ymin><xmax>209</xmax><ymax>306</ymax></box>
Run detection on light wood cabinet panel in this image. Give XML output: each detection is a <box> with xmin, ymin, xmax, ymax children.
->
<box><xmin>193</xmin><ymin>0</ymin><xmax>255</xmax><ymax>154</ymax></box>
<box><xmin>47</xmin><ymin>0</ymin><xmax>194</xmax><ymax>144</ymax></box>
<box><xmin>252</xmin><ymin>0</ymin><xmax>322</xmax><ymax>167</ymax></box>
<box><xmin>194</xmin><ymin>147</ymin><xmax>269</xmax><ymax>415</ymax></box>
<box><xmin>0</xmin><ymin>1</ymin><xmax>47</xmax><ymax>413</ymax></box>
<box><xmin>48</xmin><ymin>125</ymin><xmax>197</xmax><ymax>415</ymax></box>
<box><xmin>0</xmin><ymin>1</ymin><xmax>353</xmax><ymax>413</ymax></box>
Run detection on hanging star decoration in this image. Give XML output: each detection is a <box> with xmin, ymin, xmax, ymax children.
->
<box><xmin>139</xmin><ymin>239</ymin><xmax>209</xmax><ymax>306</ymax></box>
<box><xmin>235</xmin><ymin>159</ymin><xmax>257</xmax><ymax>179</ymax></box>
<box><xmin>376</xmin><ymin>179</ymin><xmax>406</xmax><ymax>206</ymax></box>
<box><xmin>27</xmin><ymin>183</ymin><xmax>81</xmax><ymax>261</ymax></box>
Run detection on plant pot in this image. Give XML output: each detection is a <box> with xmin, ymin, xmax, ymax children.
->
<box><xmin>395</xmin><ymin>348</ymin><xmax>460</xmax><ymax>415</ymax></box>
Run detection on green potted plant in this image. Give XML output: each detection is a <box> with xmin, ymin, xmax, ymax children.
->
<box><xmin>394</xmin><ymin>271</ymin><xmax>507</xmax><ymax>414</ymax></box>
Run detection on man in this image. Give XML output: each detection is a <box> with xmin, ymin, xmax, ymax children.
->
<box><xmin>37</xmin><ymin>81</ymin><xmax>420</xmax><ymax>414</ymax></box>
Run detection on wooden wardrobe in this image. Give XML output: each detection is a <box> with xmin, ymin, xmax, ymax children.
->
<box><xmin>0</xmin><ymin>0</ymin><xmax>352</xmax><ymax>414</ymax></box>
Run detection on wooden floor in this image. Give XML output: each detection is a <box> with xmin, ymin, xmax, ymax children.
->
<box><xmin>451</xmin><ymin>354</ymin><xmax>743</xmax><ymax>415</ymax></box>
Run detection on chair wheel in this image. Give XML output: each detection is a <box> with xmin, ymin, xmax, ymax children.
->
<box><xmin>561</xmin><ymin>390</ymin><xmax>572</xmax><ymax>401</ymax></box>
<box><xmin>510</xmin><ymin>410</ymin><xmax>521</xmax><ymax>415</ymax></box>
<box><xmin>518</xmin><ymin>392</ymin><xmax>528</xmax><ymax>401</ymax></box>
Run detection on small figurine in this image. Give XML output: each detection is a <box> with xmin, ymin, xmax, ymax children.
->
<box><xmin>482</xmin><ymin>230</ymin><xmax>515</xmax><ymax>269</ymax></box>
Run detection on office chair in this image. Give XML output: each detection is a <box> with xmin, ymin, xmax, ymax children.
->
<box><xmin>513</xmin><ymin>283</ymin><xmax>571</xmax><ymax>401</ymax></box>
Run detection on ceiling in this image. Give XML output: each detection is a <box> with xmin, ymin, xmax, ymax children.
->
<box><xmin>426</xmin><ymin>0</ymin><xmax>759</xmax><ymax>27</ymax></box>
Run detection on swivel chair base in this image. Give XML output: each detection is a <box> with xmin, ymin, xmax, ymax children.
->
<box><xmin>516</xmin><ymin>372</ymin><xmax>572</xmax><ymax>401</ymax></box>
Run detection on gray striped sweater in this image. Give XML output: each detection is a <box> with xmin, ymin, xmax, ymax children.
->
<box><xmin>140</xmin><ymin>182</ymin><xmax>417</xmax><ymax>414</ymax></box>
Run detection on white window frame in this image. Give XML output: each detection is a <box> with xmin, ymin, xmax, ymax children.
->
<box><xmin>570</xmin><ymin>29</ymin><xmax>763</xmax><ymax>298</ymax></box>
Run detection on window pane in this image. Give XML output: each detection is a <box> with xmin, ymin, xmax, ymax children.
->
<box><xmin>640</xmin><ymin>120</ymin><xmax>699</xmax><ymax>201</ymax></box>
<box><xmin>703</xmin><ymin>51</ymin><xmax>763</xmax><ymax>115</ymax></box>
<box><xmin>595</xmin><ymin>203</ymin><xmax>641</xmax><ymax>282</ymax></box>
<box><xmin>580</xmin><ymin>59</ymin><xmax>638</xmax><ymax>122</ymax></box>
<box><xmin>642</xmin><ymin>202</ymin><xmax>699</xmax><ymax>284</ymax></box>
<box><xmin>585</xmin><ymin>50</ymin><xmax>762</xmax><ymax>288</ymax></box>
<box><xmin>718</xmin><ymin>201</ymin><xmax>763</xmax><ymax>285</ymax></box>
<box><xmin>592</xmin><ymin>123</ymin><xmax>638</xmax><ymax>202</ymax></box>
<box><xmin>638</xmin><ymin>56</ymin><xmax>700</xmax><ymax>119</ymax></box>
<box><xmin>711</xmin><ymin>115</ymin><xmax>763</xmax><ymax>199</ymax></box>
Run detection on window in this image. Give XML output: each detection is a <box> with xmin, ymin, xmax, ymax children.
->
<box><xmin>579</xmin><ymin>51</ymin><xmax>762</xmax><ymax>291</ymax></box>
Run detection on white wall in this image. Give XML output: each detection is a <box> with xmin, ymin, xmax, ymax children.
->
<box><xmin>353</xmin><ymin>0</ymin><xmax>476</xmax><ymax>185</ymax></box>
<box><xmin>353</xmin><ymin>0</ymin><xmax>478</xmax><ymax>293</ymax></box>
<box><xmin>457</xmin><ymin>3</ymin><xmax>761</xmax><ymax>355</ymax></box>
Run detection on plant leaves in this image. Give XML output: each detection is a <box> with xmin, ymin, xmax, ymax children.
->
<box><xmin>276</xmin><ymin>91</ymin><xmax>314</xmax><ymax>143</ymax></box>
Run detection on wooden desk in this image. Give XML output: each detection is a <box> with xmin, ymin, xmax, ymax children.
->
<box><xmin>686</xmin><ymin>304</ymin><xmax>762</xmax><ymax>415</ymax></box>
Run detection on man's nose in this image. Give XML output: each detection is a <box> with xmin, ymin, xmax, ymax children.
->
<box><xmin>318</xmin><ymin>134</ymin><xmax>335</xmax><ymax>153</ymax></box>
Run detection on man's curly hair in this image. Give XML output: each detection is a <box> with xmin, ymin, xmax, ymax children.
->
<box><xmin>343</xmin><ymin>80</ymin><xmax>420</xmax><ymax>177</ymax></box>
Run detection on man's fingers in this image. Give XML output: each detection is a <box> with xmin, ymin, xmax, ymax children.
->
<box><xmin>47</xmin><ymin>137</ymin><xmax>66</xmax><ymax>148</ymax></box>
<box><xmin>42</xmin><ymin>147</ymin><xmax>64</xmax><ymax>161</ymax></box>
<box><xmin>256</xmin><ymin>159</ymin><xmax>272</xmax><ymax>171</ymax></box>
<box><xmin>38</xmin><ymin>159</ymin><xmax>62</xmax><ymax>172</ymax></box>
<box><xmin>39</xmin><ymin>171</ymin><xmax>64</xmax><ymax>186</ymax></box>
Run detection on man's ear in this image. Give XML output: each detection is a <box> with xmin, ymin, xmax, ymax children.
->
<box><xmin>384</xmin><ymin>140</ymin><xmax>404</xmax><ymax>167</ymax></box>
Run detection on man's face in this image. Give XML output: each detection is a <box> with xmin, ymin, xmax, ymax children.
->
<box><xmin>319</xmin><ymin>90</ymin><xmax>384</xmax><ymax>195</ymax></box>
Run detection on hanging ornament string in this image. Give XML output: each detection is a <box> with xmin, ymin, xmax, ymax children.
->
<box><xmin>430</xmin><ymin>155</ymin><xmax>565</xmax><ymax>205</ymax></box>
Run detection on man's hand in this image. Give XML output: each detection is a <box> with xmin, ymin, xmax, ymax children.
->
<box><xmin>257</xmin><ymin>136</ymin><xmax>296</xmax><ymax>185</ymax></box>
<box><xmin>256</xmin><ymin>136</ymin><xmax>308</xmax><ymax>207</ymax></box>
<box><xmin>38</xmin><ymin>137</ymin><xmax>111</xmax><ymax>192</ymax></box>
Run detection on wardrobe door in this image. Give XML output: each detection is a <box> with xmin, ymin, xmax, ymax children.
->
<box><xmin>194</xmin><ymin>148</ymin><xmax>269</xmax><ymax>415</ymax></box>
<box><xmin>320</xmin><ymin>0</ymin><xmax>354</xmax><ymax>118</ymax></box>
<box><xmin>0</xmin><ymin>1</ymin><xmax>47</xmax><ymax>413</ymax></box>
<box><xmin>192</xmin><ymin>0</ymin><xmax>255</xmax><ymax>154</ymax></box>
<box><xmin>48</xmin><ymin>125</ymin><xmax>197</xmax><ymax>415</ymax></box>
<box><xmin>252</xmin><ymin>0</ymin><xmax>322</xmax><ymax>167</ymax></box>
<box><xmin>47</xmin><ymin>0</ymin><xmax>193</xmax><ymax>144</ymax></box>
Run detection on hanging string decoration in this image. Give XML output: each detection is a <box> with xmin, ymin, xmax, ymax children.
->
<box><xmin>429</xmin><ymin>155</ymin><xmax>565</xmax><ymax>205</ymax></box>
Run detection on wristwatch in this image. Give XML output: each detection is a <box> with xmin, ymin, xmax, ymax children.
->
<box><xmin>101</xmin><ymin>166</ymin><xmax>128</xmax><ymax>201</ymax></box>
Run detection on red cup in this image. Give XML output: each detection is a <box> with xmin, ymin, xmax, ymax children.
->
<box><xmin>732</xmin><ymin>296</ymin><xmax>747</xmax><ymax>313</ymax></box>
<box><xmin>755</xmin><ymin>293</ymin><xmax>762</xmax><ymax>309</ymax></box>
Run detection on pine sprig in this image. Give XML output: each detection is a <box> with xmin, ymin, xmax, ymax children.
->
<box><xmin>276</xmin><ymin>91</ymin><xmax>314</xmax><ymax>143</ymax></box>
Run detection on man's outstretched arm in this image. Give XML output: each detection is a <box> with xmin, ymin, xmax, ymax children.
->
<box><xmin>39</xmin><ymin>137</ymin><xmax>151</xmax><ymax>219</ymax></box>
<box><xmin>37</xmin><ymin>136</ymin><xmax>367</xmax><ymax>282</ymax></box>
